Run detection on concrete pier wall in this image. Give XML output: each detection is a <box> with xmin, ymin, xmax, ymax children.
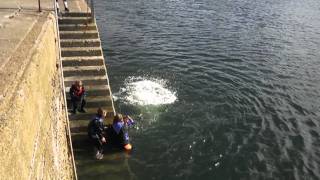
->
<box><xmin>0</xmin><ymin>12</ymin><xmax>75</xmax><ymax>179</ymax></box>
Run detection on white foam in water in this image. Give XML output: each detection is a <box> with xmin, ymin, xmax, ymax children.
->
<box><xmin>118</xmin><ymin>77</ymin><xmax>177</xmax><ymax>105</ymax></box>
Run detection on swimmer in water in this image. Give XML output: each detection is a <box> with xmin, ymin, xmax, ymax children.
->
<box><xmin>106</xmin><ymin>113</ymin><xmax>134</xmax><ymax>150</ymax></box>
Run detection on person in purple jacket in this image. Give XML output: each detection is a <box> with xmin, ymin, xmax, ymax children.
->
<box><xmin>106</xmin><ymin>113</ymin><xmax>134</xmax><ymax>150</ymax></box>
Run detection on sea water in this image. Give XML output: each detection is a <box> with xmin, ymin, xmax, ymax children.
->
<box><xmin>81</xmin><ymin>0</ymin><xmax>320</xmax><ymax>179</ymax></box>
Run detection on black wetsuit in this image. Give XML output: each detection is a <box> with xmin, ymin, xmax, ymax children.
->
<box><xmin>87</xmin><ymin>115</ymin><xmax>105</xmax><ymax>153</ymax></box>
<box><xmin>106</xmin><ymin>125</ymin><xmax>127</xmax><ymax>148</ymax></box>
<box><xmin>105</xmin><ymin>119</ymin><xmax>134</xmax><ymax>148</ymax></box>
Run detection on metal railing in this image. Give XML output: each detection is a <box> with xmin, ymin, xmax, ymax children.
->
<box><xmin>38</xmin><ymin>0</ymin><xmax>41</xmax><ymax>12</ymax></box>
<box><xmin>53</xmin><ymin>0</ymin><xmax>78</xmax><ymax>179</ymax></box>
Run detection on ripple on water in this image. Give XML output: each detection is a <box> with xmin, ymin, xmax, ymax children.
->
<box><xmin>95</xmin><ymin>0</ymin><xmax>320</xmax><ymax>179</ymax></box>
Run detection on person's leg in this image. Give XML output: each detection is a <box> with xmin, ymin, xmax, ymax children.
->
<box><xmin>96</xmin><ymin>140</ymin><xmax>103</xmax><ymax>154</ymax></box>
<box><xmin>63</xmin><ymin>0</ymin><xmax>69</xmax><ymax>12</ymax></box>
<box><xmin>56</xmin><ymin>0</ymin><xmax>60</xmax><ymax>13</ymax></box>
<box><xmin>71</xmin><ymin>97</ymin><xmax>78</xmax><ymax>113</ymax></box>
<box><xmin>79</xmin><ymin>95</ymin><xmax>86</xmax><ymax>112</ymax></box>
<box><xmin>92</xmin><ymin>138</ymin><xmax>104</xmax><ymax>159</ymax></box>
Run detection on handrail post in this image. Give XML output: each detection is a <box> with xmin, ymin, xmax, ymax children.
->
<box><xmin>38</xmin><ymin>0</ymin><xmax>41</xmax><ymax>12</ymax></box>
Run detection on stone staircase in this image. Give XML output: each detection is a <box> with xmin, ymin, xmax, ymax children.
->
<box><xmin>58</xmin><ymin>11</ymin><xmax>134</xmax><ymax>179</ymax></box>
<box><xmin>58</xmin><ymin>12</ymin><xmax>115</xmax><ymax>134</ymax></box>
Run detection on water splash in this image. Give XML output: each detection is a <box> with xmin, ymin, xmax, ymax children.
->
<box><xmin>116</xmin><ymin>77</ymin><xmax>177</xmax><ymax>106</ymax></box>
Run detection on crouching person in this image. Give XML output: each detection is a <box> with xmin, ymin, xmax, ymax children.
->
<box><xmin>106</xmin><ymin>113</ymin><xmax>134</xmax><ymax>150</ymax></box>
<box><xmin>87</xmin><ymin>108</ymin><xmax>107</xmax><ymax>160</ymax></box>
<box><xmin>69</xmin><ymin>80</ymin><xmax>86</xmax><ymax>114</ymax></box>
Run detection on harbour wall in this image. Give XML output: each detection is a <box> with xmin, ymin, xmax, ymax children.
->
<box><xmin>0</xmin><ymin>12</ymin><xmax>75</xmax><ymax>179</ymax></box>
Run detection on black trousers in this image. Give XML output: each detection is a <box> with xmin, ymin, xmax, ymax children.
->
<box><xmin>71</xmin><ymin>95</ymin><xmax>86</xmax><ymax>111</ymax></box>
<box><xmin>90</xmin><ymin>137</ymin><xmax>103</xmax><ymax>153</ymax></box>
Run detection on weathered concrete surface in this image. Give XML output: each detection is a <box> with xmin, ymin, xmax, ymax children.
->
<box><xmin>0</xmin><ymin>0</ymin><xmax>85</xmax><ymax>74</ymax></box>
<box><xmin>0</xmin><ymin>12</ymin><xmax>75</xmax><ymax>179</ymax></box>
<box><xmin>0</xmin><ymin>0</ymin><xmax>88</xmax><ymax>12</ymax></box>
<box><xmin>0</xmin><ymin>0</ymin><xmax>88</xmax><ymax>178</ymax></box>
<box><xmin>0</xmin><ymin>0</ymin><xmax>89</xmax><ymax>92</ymax></box>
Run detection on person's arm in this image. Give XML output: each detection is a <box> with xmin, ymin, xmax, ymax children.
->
<box><xmin>124</xmin><ymin>115</ymin><xmax>135</xmax><ymax>126</ymax></box>
<box><xmin>97</xmin><ymin>120</ymin><xmax>107</xmax><ymax>141</ymax></box>
<box><xmin>69</xmin><ymin>85</ymin><xmax>74</xmax><ymax>97</ymax></box>
<box><xmin>81</xmin><ymin>86</ymin><xmax>86</xmax><ymax>97</ymax></box>
<box><xmin>101</xmin><ymin>137</ymin><xmax>106</xmax><ymax>143</ymax></box>
<box><xmin>88</xmin><ymin>120</ymin><xmax>99</xmax><ymax>139</ymax></box>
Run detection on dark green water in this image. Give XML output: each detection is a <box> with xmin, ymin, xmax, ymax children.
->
<box><xmin>89</xmin><ymin>0</ymin><xmax>320</xmax><ymax>179</ymax></box>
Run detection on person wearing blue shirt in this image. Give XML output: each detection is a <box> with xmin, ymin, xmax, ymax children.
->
<box><xmin>106</xmin><ymin>113</ymin><xmax>134</xmax><ymax>150</ymax></box>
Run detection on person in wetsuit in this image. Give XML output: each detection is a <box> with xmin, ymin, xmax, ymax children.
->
<box><xmin>69</xmin><ymin>80</ymin><xmax>86</xmax><ymax>114</ymax></box>
<box><xmin>87</xmin><ymin>108</ymin><xmax>107</xmax><ymax>160</ymax></box>
<box><xmin>106</xmin><ymin>113</ymin><xmax>134</xmax><ymax>150</ymax></box>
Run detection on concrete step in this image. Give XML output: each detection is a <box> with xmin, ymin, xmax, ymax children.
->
<box><xmin>62</xmin><ymin>12</ymin><xmax>92</xmax><ymax>17</ymax></box>
<box><xmin>59</xmin><ymin>17</ymin><xmax>92</xmax><ymax>25</ymax></box>
<box><xmin>71</xmin><ymin>131</ymin><xmax>87</xmax><ymax>137</ymax></box>
<box><xmin>62</xmin><ymin>56</ymin><xmax>104</xmax><ymax>67</ymax></box>
<box><xmin>60</xmin><ymin>31</ymin><xmax>99</xmax><ymax>39</ymax></box>
<box><xmin>63</xmin><ymin>66</ymin><xmax>106</xmax><ymax>77</ymax></box>
<box><xmin>60</xmin><ymin>39</ymin><xmax>101</xmax><ymax>48</ymax></box>
<box><xmin>70</xmin><ymin>120</ymin><xmax>90</xmax><ymax>132</ymax></box>
<box><xmin>61</xmin><ymin>47</ymin><xmax>101</xmax><ymax>57</ymax></box>
<box><xmin>65</xmin><ymin>84</ymin><xmax>110</xmax><ymax>97</ymax></box>
<box><xmin>62</xmin><ymin>56</ymin><xmax>104</xmax><ymax>61</ymax></box>
<box><xmin>69</xmin><ymin>112</ymin><xmax>113</xmax><ymax>122</ymax></box>
<box><xmin>64</xmin><ymin>75</ymin><xmax>108</xmax><ymax>87</ymax></box>
<box><xmin>86</xmin><ymin>96</ymin><xmax>113</xmax><ymax>108</ymax></box>
<box><xmin>66</xmin><ymin>95</ymin><xmax>113</xmax><ymax>109</ymax></box>
<box><xmin>70</xmin><ymin>120</ymin><xmax>114</xmax><ymax>130</ymax></box>
<box><xmin>72</xmin><ymin>106</ymin><xmax>114</xmax><ymax>116</ymax></box>
<box><xmin>69</xmin><ymin>107</ymin><xmax>114</xmax><ymax>121</ymax></box>
<box><xmin>65</xmin><ymin>84</ymin><xmax>110</xmax><ymax>92</ymax></box>
<box><xmin>70</xmin><ymin>116</ymin><xmax>114</xmax><ymax>133</ymax></box>
<box><xmin>70</xmin><ymin>124</ymin><xmax>89</xmax><ymax>133</ymax></box>
<box><xmin>59</xmin><ymin>24</ymin><xmax>96</xmax><ymax>31</ymax></box>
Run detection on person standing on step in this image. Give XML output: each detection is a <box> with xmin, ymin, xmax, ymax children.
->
<box><xmin>56</xmin><ymin>0</ymin><xmax>69</xmax><ymax>13</ymax></box>
<box><xmin>88</xmin><ymin>108</ymin><xmax>107</xmax><ymax>160</ymax></box>
<box><xmin>69</xmin><ymin>80</ymin><xmax>86</xmax><ymax>114</ymax></box>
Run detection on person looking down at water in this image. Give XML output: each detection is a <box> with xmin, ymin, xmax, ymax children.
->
<box><xmin>69</xmin><ymin>80</ymin><xmax>86</xmax><ymax>114</ymax></box>
<box><xmin>87</xmin><ymin>108</ymin><xmax>107</xmax><ymax>160</ymax></box>
<box><xmin>56</xmin><ymin>0</ymin><xmax>69</xmax><ymax>13</ymax></box>
<box><xmin>106</xmin><ymin>113</ymin><xmax>134</xmax><ymax>150</ymax></box>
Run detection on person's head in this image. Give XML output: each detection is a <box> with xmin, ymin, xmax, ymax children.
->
<box><xmin>113</xmin><ymin>113</ymin><xmax>123</xmax><ymax>124</ymax></box>
<box><xmin>74</xmin><ymin>80</ymin><xmax>83</xmax><ymax>87</ymax></box>
<box><xmin>123</xmin><ymin>115</ymin><xmax>129</xmax><ymax>122</ymax></box>
<box><xmin>97</xmin><ymin>108</ymin><xmax>106</xmax><ymax>117</ymax></box>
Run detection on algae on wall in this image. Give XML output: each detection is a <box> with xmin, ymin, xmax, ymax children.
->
<box><xmin>0</xmin><ymin>13</ymin><xmax>74</xmax><ymax>179</ymax></box>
